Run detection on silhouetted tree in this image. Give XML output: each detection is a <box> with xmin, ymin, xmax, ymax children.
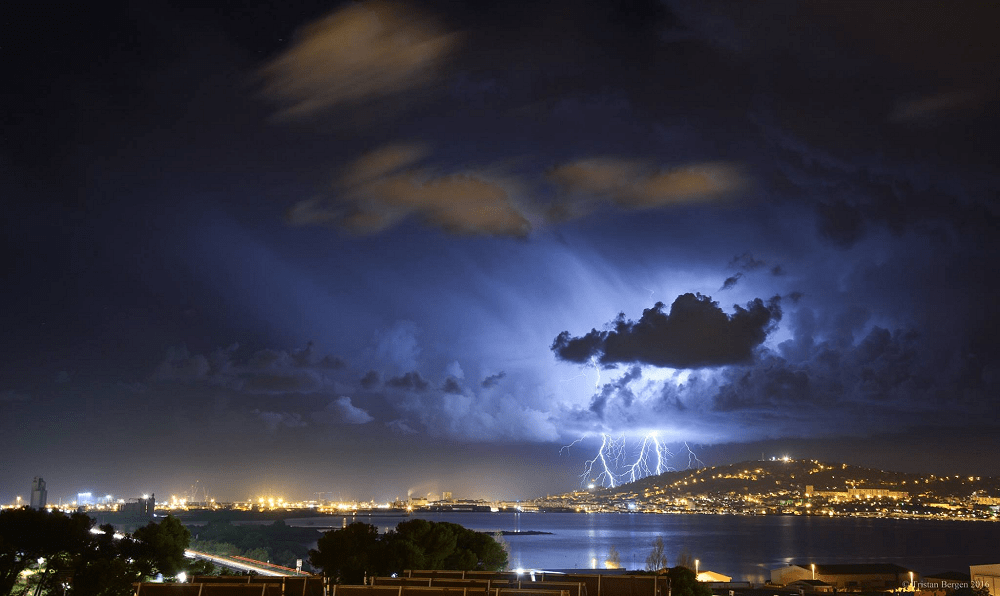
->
<box><xmin>645</xmin><ymin>537</ymin><xmax>668</xmax><ymax>572</ymax></box>
<box><xmin>310</xmin><ymin>520</ymin><xmax>508</xmax><ymax>584</ymax></box>
<box><xmin>1</xmin><ymin>509</ymin><xmax>192</xmax><ymax>596</ymax></box>
<box><xmin>0</xmin><ymin>507</ymin><xmax>93</xmax><ymax>596</ymax></box>
<box><xmin>133</xmin><ymin>515</ymin><xmax>191</xmax><ymax>576</ymax></box>
<box><xmin>675</xmin><ymin>547</ymin><xmax>695</xmax><ymax>571</ymax></box>
<box><xmin>310</xmin><ymin>522</ymin><xmax>382</xmax><ymax>584</ymax></box>
<box><xmin>667</xmin><ymin>566</ymin><xmax>711</xmax><ymax>596</ymax></box>
<box><xmin>605</xmin><ymin>545</ymin><xmax>621</xmax><ymax>569</ymax></box>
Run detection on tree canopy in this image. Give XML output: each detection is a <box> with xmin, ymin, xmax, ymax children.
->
<box><xmin>310</xmin><ymin>520</ymin><xmax>508</xmax><ymax>584</ymax></box>
<box><xmin>667</xmin><ymin>566</ymin><xmax>712</xmax><ymax>596</ymax></box>
<box><xmin>0</xmin><ymin>508</ymin><xmax>192</xmax><ymax>596</ymax></box>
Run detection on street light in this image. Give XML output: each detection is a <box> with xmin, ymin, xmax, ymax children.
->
<box><xmin>812</xmin><ymin>564</ymin><xmax>816</xmax><ymax>581</ymax></box>
<box><xmin>695</xmin><ymin>559</ymin><xmax>699</xmax><ymax>576</ymax></box>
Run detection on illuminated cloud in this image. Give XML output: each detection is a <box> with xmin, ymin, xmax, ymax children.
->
<box><xmin>315</xmin><ymin>396</ymin><xmax>375</xmax><ymax>425</ymax></box>
<box><xmin>287</xmin><ymin>143</ymin><xmax>532</xmax><ymax>237</ymax></box>
<box><xmin>549</xmin><ymin>158</ymin><xmax>743</xmax><ymax>216</ymax></box>
<box><xmin>889</xmin><ymin>90</ymin><xmax>983</xmax><ymax>122</ymax></box>
<box><xmin>260</xmin><ymin>1</ymin><xmax>459</xmax><ymax>116</ymax></box>
<box><xmin>252</xmin><ymin>409</ymin><xmax>307</xmax><ymax>432</ymax></box>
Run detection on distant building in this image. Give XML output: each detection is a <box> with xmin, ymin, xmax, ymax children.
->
<box><xmin>772</xmin><ymin>563</ymin><xmax>916</xmax><ymax>591</ymax></box>
<box><xmin>970</xmin><ymin>564</ymin><xmax>1000</xmax><ymax>596</ymax></box>
<box><xmin>121</xmin><ymin>494</ymin><xmax>155</xmax><ymax>516</ymax></box>
<box><xmin>30</xmin><ymin>477</ymin><xmax>47</xmax><ymax>509</ymax></box>
<box><xmin>847</xmin><ymin>487</ymin><xmax>908</xmax><ymax>499</ymax></box>
<box><xmin>803</xmin><ymin>485</ymin><xmax>907</xmax><ymax>500</ymax></box>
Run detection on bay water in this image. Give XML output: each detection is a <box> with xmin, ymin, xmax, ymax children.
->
<box><xmin>294</xmin><ymin>512</ymin><xmax>1000</xmax><ymax>582</ymax></box>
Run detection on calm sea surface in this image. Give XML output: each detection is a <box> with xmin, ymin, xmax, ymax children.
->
<box><xmin>290</xmin><ymin>512</ymin><xmax>1000</xmax><ymax>582</ymax></box>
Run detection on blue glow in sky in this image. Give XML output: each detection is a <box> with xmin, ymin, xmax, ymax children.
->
<box><xmin>2</xmin><ymin>0</ymin><xmax>999</xmax><ymax>503</ymax></box>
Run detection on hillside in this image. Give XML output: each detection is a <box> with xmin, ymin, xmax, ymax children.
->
<box><xmin>597</xmin><ymin>459</ymin><xmax>1000</xmax><ymax>501</ymax></box>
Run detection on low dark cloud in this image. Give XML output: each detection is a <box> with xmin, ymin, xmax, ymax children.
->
<box><xmin>711</xmin><ymin>324</ymin><xmax>933</xmax><ymax>434</ymax></box>
<box><xmin>153</xmin><ymin>343</ymin><xmax>342</xmax><ymax>395</ymax></box>
<box><xmin>312</xmin><ymin>396</ymin><xmax>375</xmax><ymax>425</ymax></box>
<box><xmin>481</xmin><ymin>371</ymin><xmax>506</xmax><ymax>388</ymax></box>
<box><xmin>0</xmin><ymin>390</ymin><xmax>30</xmax><ymax>403</ymax></box>
<box><xmin>441</xmin><ymin>376</ymin><xmax>463</xmax><ymax>394</ymax></box>
<box><xmin>552</xmin><ymin>293</ymin><xmax>782</xmax><ymax>369</ymax></box>
<box><xmin>729</xmin><ymin>252</ymin><xmax>767</xmax><ymax>271</ymax></box>
<box><xmin>359</xmin><ymin>370</ymin><xmax>380</xmax><ymax>389</ymax></box>
<box><xmin>251</xmin><ymin>409</ymin><xmax>307</xmax><ymax>432</ymax></box>
<box><xmin>720</xmin><ymin>273</ymin><xmax>742</xmax><ymax>291</ymax></box>
<box><xmin>387</xmin><ymin>371</ymin><xmax>430</xmax><ymax>391</ymax></box>
<box><xmin>816</xmin><ymin>200</ymin><xmax>865</xmax><ymax>249</ymax></box>
<box><xmin>589</xmin><ymin>365</ymin><xmax>642</xmax><ymax>419</ymax></box>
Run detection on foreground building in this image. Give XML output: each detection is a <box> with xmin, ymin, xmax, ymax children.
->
<box><xmin>970</xmin><ymin>565</ymin><xmax>1000</xmax><ymax>596</ymax></box>
<box><xmin>771</xmin><ymin>563</ymin><xmax>917</xmax><ymax>591</ymax></box>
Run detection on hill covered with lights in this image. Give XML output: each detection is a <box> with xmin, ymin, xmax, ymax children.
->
<box><xmin>608</xmin><ymin>458</ymin><xmax>1000</xmax><ymax>500</ymax></box>
<box><xmin>530</xmin><ymin>459</ymin><xmax>1000</xmax><ymax>519</ymax></box>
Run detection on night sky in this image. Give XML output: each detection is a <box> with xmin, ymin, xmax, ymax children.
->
<box><xmin>3</xmin><ymin>1</ymin><xmax>999</xmax><ymax>504</ymax></box>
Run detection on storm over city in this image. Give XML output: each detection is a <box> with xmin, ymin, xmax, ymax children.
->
<box><xmin>3</xmin><ymin>0</ymin><xmax>999</xmax><ymax>503</ymax></box>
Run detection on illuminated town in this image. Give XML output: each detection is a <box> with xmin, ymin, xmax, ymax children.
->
<box><xmin>9</xmin><ymin>459</ymin><xmax>998</xmax><ymax>522</ymax></box>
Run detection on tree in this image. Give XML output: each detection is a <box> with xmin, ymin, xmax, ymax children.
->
<box><xmin>675</xmin><ymin>547</ymin><xmax>695</xmax><ymax>571</ymax></box>
<box><xmin>645</xmin><ymin>537</ymin><xmax>668</xmax><ymax>573</ymax></box>
<box><xmin>385</xmin><ymin>520</ymin><xmax>507</xmax><ymax>574</ymax></box>
<box><xmin>492</xmin><ymin>531</ymin><xmax>511</xmax><ymax>571</ymax></box>
<box><xmin>605</xmin><ymin>545</ymin><xmax>621</xmax><ymax>570</ymax></box>
<box><xmin>132</xmin><ymin>515</ymin><xmax>191</xmax><ymax>577</ymax></box>
<box><xmin>0</xmin><ymin>507</ymin><xmax>94</xmax><ymax>596</ymax></box>
<box><xmin>667</xmin><ymin>566</ymin><xmax>711</xmax><ymax>596</ymax></box>
<box><xmin>310</xmin><ymin>520</ymin><xmax>508</xmax><ymax>584</ymax></box>
<box><xmin>310</xmin><ymin>522</ymin><xmax>381</xmax><ymax>585</ymax></box>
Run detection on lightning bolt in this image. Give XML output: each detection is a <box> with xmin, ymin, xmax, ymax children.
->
<box><xmin>581</xmin><ymin>433</ymin><xmax>624</xmax><ymax>488</ymax></box>
<box><xmin>559</xmin><ymin>437</ymin><xmax>584</xmax><ymax>455</ymax></box>
<box><xmin>623</xmin><ymin>433</ymin><xmax>677</xmax><ymax>482</ymax></box>
<box><xmin>682</xmin><ymin>442</ymin><xmax>705</xmax><ymax>469</ymax></box>
<box><xmin>569</xmin><ymin>434</ymin><xmax>706</xmax><ymax>488</ymax></box>
<box><xmin>590</xmin><ymin>355</ymin><xmax>601</xmax><ymax>388</ymax></box>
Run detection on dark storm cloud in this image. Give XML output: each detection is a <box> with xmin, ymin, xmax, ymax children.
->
<box><xmin>589</xmin><ymin>365</ymin><xmax>642</xmax><ymax>419</ymax></box>
<box><xmin>386</xmin><ymin>371</ymin><xmax>430</xmax><ymax>391</ymax></box>
<box><xmin>441</xmin><ymin>376</ymin><xmax>463</xmax><ymax>394</ymax></box>
<box><xmin>481</xmin><ymin>371</ymin><xmax>506</xmax><ymax>388</ymax></box>
<box><xmin>359</xmin><ymin>370</ymin><xmax>380</xmax><ymax>389</ymax></box>
<box><xmin>552</xmin><ymin>293</ymin><xmax>782</xmax><ymax>369</ymax></box>
<box><xmin>719</xmin><ymin>273</ymin><xmax>742</xmax><ymax>291</ymax></box>
<box><xmin>816</xmin><ymin>200</ymin><xmax>865</xmax><ymax>249</ymax></box>
<box><xmin>712</xmin><ymin>325</ymin><xmax>929</xmax><ymax>425</ymax></box>
<box><xmin>0</xmin><ymin>390</ymin><xmax>30</xmax><ymax>403</ymax></box>
<box><xmin>153</xmin><ymin>343</ymin><xmax>342</xmax><ymax>395</ymax></box>
<box><xmin>729</xmin><ymin>252</ymin><xmax>767</xmax><ymax>271</ymax></box>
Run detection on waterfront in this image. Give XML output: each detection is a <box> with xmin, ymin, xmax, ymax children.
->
<box><xmin>290</xmin><ymin>512</ymin><xmax>1000</xmax><ymax>582</ymax></box>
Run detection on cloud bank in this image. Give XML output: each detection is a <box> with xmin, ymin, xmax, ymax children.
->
<box><xmin>552</xmin><ymin>293</ymin><xmax>782</xmax><ymax>369</ymax></box>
